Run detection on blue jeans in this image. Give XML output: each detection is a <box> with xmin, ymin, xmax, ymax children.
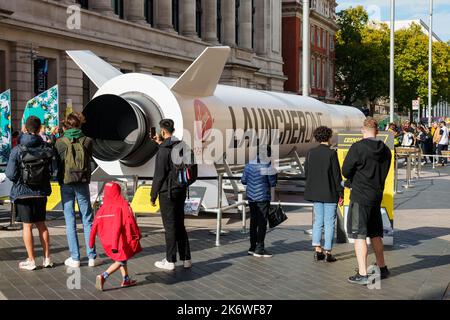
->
<box><xmin>61</xmin><ymin>183</ymin><xmax>96</xmax><ymax>261</ymax></box>
<box><xmin>312</xmin><ymin>202</ymin><xmax>337</xmax><ymax>251</ymax></box>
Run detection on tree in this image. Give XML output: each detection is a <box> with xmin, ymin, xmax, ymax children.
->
<box><xmin>335</xmin><ymin>6</ymin><xmax>389</xmax><ymax>115</ymax></box>
<box><xmin>335</xmin><ymin>7</ymin><xmax>450</xmax><ymax>119</ymax></box>
<box><xmin>395</xmin><ymin>24</ymin><xmax>450</xmax><ymax>117</ymax></box>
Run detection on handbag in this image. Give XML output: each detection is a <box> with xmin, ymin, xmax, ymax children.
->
<box><xmin>268</xmin><ymin>203</ymin><xmax>288</xmax><ymax>228</ymax></box>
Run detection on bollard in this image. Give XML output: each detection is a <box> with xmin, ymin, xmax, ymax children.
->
<box><xmin>238</xmin><ymin>193</ymin><xmax>247</xmax><ymax>234</ymax></box>
<box><xmin>394</xmin><ymin>155</ymin><xmax>403</xmax><ymax>194</ymax></box>
<box><xmin>215</xmin><ymin>174</ymin><xmax>223</xmax><ymax>247</ymax></box>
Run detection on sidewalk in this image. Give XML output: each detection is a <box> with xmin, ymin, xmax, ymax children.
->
<box><xmin>0</xmin><ymin>165</ymin><xmax>449</xmax><ymax>300</ymax></box>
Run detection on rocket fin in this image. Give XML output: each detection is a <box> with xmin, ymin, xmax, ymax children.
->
<box><xmin>66</xmin><ymin>50</ymin><xmax>122</xmax><ymax>88</ymax></box>
<box><xmin>171</xmin><ymin>46</ymin><xmax>231</xmax><ymax>97</ymax></box>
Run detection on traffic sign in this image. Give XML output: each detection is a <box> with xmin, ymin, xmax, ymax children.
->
<box><xmin>412</xmin><ymin>100</ymin><xmax>420</xmax><ymax>111</ymax></box>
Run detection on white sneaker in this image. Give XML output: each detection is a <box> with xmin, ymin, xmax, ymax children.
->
<box><xmin>88</xmin><ymin>258</ymin><xmax>103</xmax><ymax>267</ymax></box>
<box><xmin>64</xmin><ymin>257</ymin><xmax>80</xmax><ymax>268</ymax></box>
<box><xmin>183</xmin><ymin>260</ymin><xmax>193</xmax><ymax>269</ymax></box>
<box><xmin>154</xmin><ymin>258</ymin><xmax>175</xmax><ymax>271</ymax></box>
<box><xmin>19</xmin><ymin>259</ymin><xmax>36</xmax><ymax>271</ymax></box>
<box><xmin>43</xmin><ymin>257</ymin><xmax>53</xmax><ymax>268</ymax></box>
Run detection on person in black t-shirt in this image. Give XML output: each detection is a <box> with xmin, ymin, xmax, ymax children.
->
<box><xmin>342</xmin><ymin>118</ymin><xmax>392</xmax><ymax>285</ymax></box>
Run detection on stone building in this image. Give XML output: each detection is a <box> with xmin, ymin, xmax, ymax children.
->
<box><xmin>0</xmin><ymin>0</ymin><xmax>285</xmax><ymax>129</ymax></box>
<box><xmin>282</xmin><ymin>0</ymin><xmax>338</xmax><ymax>102</ymax></box>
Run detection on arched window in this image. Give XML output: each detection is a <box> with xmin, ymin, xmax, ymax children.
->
<box><xmin>172</xmin><ymin>0</ymin><xmax>180</xmax><ymax>32</ymax></box>
<box><xmin>217</xmin><ymin>0</ymin><xmax>222</xmax><ymax>42</ymax></box>
<box><xmin>144</xmin><ymin>0</ymin><xmax>154</xmax><ymax>26</ymax></box>
<box><xmin>196</xmin><ymin>0</ymin><xmax>202</xmax><ymax>38</ymax></box>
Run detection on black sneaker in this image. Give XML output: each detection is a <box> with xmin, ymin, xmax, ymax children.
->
<box><xmin>372</xmin><ymin>264</ymin><xmax>390</xmax><ymax>279</ymax></box>
<box><xmin>248</xmin><ymin>248</ymin><xmax>255</xmax><ymax>255</ymax></box>
<box><xmin>348</xmin><ymin>273</ymin><xmax>369</xmax><ymax>285</ymax></box>
<box><xmin>253</xmin><ymin>249</ymin><xmax>273</xmax><ymax>258</ymax></box>
<box><xmin>314</xmin><ymin>251</ymin><xmax>325</xmax><ymax>261</ymax></box>
<box><xmin>325</xmin><ymin>253</ymin><xmax>337</xmax><ymax>263</ymax></box>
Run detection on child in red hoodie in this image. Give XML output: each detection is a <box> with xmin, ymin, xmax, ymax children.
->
<box><xmin>89</xmin><ymin>182</ymin><xmax>142</xmax><ymax>291</ymax></box>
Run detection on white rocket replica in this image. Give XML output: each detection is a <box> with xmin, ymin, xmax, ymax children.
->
<box><xmin>67</xmin><ymin>46</ymin><xmax>365</xmax><ymax>207</ymax></box>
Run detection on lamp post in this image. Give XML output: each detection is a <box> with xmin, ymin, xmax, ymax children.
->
<box><xmin>428</xmin><ymin>0</ymin><xmax>433</xmax><ymax>127</ymax></box>
<box><xmin>389</xmin><ymin>0</ymin><xmax>395</xmax><ymax>124</ymax></box>
<box><xmin>302</xmin><ymin>0</ymin><xmax>310</xmax><ymax>97</ymax></box>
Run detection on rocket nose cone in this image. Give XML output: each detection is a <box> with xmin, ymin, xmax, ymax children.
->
<box><xmin>82</xmin><ymin>94</ymin><xmax>159</xmax><ymax>167</ymax></box>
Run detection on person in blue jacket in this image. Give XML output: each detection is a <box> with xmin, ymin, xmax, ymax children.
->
<box><xmin>241</xmin><ymin>145</ymin><xmax>277</xmax><ymax>258</ymax></box>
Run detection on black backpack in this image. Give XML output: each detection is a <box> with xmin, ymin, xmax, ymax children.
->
<box><xmin>18</xmin><ymin>145</ymin><xmax>53</xmax><ymax>187</ymax></box>
<box><xmin>168</xmin><ymin>141</ymin><xmax>198</xmax><ymax>192</ymax></box>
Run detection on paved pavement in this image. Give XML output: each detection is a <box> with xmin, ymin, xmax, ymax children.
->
<box><xmin>0</xmin><ymin>165</ymin><xmax>450</xmax><ymax>300</ymax></box>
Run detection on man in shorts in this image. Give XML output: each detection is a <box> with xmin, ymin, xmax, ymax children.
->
<box><xmin>342</xmin><ymin>118</ymin><xmax>392</xmax><ymax>285</ymax></box>
<box><xmin>6</xmin><ymin>116</ymin><xmax>55</xmax><ymax>271</ymax></box>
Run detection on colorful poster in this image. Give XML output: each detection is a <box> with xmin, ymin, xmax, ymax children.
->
<box><xmin>0</xmin><ymin>89</ymin><xmax>11</xmax><ymax>164</ymax></box>
<box><xmin>336</xmin><ymin>132</ymin><xmax>395</xmax><ymax>245</ymax></box>
<box><xmin>21</xmin><ymin>85</ymin><xmax>59</xmax><ymax>135</ymax></box>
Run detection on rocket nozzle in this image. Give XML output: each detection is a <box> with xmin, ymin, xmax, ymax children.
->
<box><xmin>82</xmin><ymin>93</ymin><xmax>161</xmax><ymax>167</ymax></box>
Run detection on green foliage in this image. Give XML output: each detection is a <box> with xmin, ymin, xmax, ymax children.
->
<box><xmin>335</xmin><ymin>6</ymin><xmax>450</xmax><ymax>115</ymax></box>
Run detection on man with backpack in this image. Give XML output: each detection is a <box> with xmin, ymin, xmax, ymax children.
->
<box><xmin>6</xmin><ymin>116</ymin><xmax>55</xmax><ymax>270</ymax></box>
<box><xmin>55</xmin><ymin>112</ymin><xmax>101</xmax><ymax>268</ymax></box>
<box><xmin>151</xmin><ymin>119</ymin><xmax>193</xmax><ymax>271</ymax></box>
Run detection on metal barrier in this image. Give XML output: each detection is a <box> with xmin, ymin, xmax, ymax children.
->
<box><xmin>209</xmin><ymin>173</ymin><xmax>313</xmax><ymax>247</ymax></box>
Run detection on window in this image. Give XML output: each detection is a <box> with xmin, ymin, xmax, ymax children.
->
<box><xmin>111</xmin><ymin>0</ymin><xmax>124</xmax><ymax>19</ymax></box>
<box><xmin>317</xmin><ymin>58</ymin><xmax>321</xmax><ymax>89</ymax></box>
<box><xmin>251</xmin><ymin>0</ymin><xmax>256</xmax><ymax>49</ymax></box>
<box><xmin>0</xmin><ymin>51</ymin><xmax>6</xmax><ymax>92</ymax></box>
<box><xmin>144</xmin><ymin>0</ymin><xmax>154</xmax><ymax>26</ymax></box>
<box><xmin>76</xmin><ymin>0</ymin><xmax>88</xmax><ymax>9</ymax></box>
<box><xmin>323</xmin><ymin>30</ymin><xmax>326</xmax><ymax>49</ymax></box>
<box><xmin>310</xmin><ymin>26</ymin><xmax>314</xmax><ymax>45</ymax></box>
<box><xmin>217</xmin><ymin>0</ymin><xmax>222</xmax><ymax>42</ymax></box>
<box><xmin>235</xmin><ymin>0</ymin><xmax>240</xmax><ymax>46</ymax></box>
<box><xmin>172</xmin><ymin>0</ymin><xmax>180</xmax><ymax>32</ymax></box>
<box><xmin>317</xmin><ymin>28</ymin><xmax>321</xmax><ymax>48</ymax></box>
<box><xmin>330</xmin><ymin>36</ymin><xmax>334</xmax><ymax>51</ymax></box>
<box><xmin>322</xmin><ymin>60</ymin><xmax>326</xmax><ymax>89</ymax></box>
<box><xmin>311</xmin><ymin>57</ymin><xmax>315</xmax><ymax>88</ymax></box>
<box><xmin>196</xmin><ymin>0</ymin><xmax>202</xmax><ymax>38</ymax></box>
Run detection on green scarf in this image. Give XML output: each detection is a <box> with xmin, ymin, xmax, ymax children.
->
<box><xmin>64</xmin><ymin>128</ymin><xmax>84</xmax><ymax>140</ymax></box>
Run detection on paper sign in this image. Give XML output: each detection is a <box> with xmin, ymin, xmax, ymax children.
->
<box><xmin>130</xmin><ymin>185</ymin><xmax>160</xmax><ymax>214</ymax></box>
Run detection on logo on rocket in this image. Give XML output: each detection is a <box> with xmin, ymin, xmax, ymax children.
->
<box><xmin>194</xmin><ymin>99</ymin><xmax>213</xmax><ymax>140</ymax></box>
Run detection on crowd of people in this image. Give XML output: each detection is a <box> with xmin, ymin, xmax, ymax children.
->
<box><xmin>387</xmin><ymin>120</ymin><xmax>449</xmax><ymax>166</ymax></box>
<box><xmin>4</xmin><ymin>113</ymin><xmax>396</xmax><ymax>289</ymax></box>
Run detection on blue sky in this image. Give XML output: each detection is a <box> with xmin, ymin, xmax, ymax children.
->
<box><xmin>337</xmin><ymin>0</ymin><xmax>450</xmax><ymax>42</ymax></box>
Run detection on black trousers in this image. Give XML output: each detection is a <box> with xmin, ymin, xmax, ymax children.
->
<box><xmin>159</xmin><ymin>189</ymin><xmax>191</xmax><ymax>263</ymax></box>
<box><xmin>437</xmin><ymin>144</ymin><xmax>448</xmax><ymax>164</ymax></box>
<box><xmin>249</xmin><ymin>201</ymin><xmax>270</xmax><ymax>250</ymax></box>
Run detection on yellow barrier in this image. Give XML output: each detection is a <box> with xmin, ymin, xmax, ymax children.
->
<box><xmin>46</xmin><ymin>182</ymin><xmax>79</xmax><ymax>212</ymax></box>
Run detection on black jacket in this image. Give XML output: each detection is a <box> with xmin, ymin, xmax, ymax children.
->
<box><xmin>304</xmin><ymin>144</ymin><xmax>343</xmax><ymax>203</ymax></box>
<box><xmin>342</xmin><ymin>138</ymin><xmax>392</xmax><ymax>206</ymax></box>
<box><xmin>150</xmin><ymin>137</ymin><xmax>184</xmax><ymax>203</ymax></box>
<box><xmin>6</xmin><ymin>133</ymin><xmax>54</xmax><ymax>201</ymax></box>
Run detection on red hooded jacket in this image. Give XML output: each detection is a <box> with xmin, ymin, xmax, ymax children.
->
<box><xmin>89</xmin><ymin>182</ymin><xmax>142</xmax><ymax>262</ymax></box>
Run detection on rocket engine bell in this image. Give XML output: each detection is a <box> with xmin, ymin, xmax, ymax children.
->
<box><xmin>66</xmin><ymin>47</ymin><xmax>365</xmax><ymax>180</ymax></box>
